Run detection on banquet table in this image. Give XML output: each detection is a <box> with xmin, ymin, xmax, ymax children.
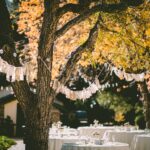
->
<box><xmin>103</xmin><ymin>130</ymin><xmax>145</xmax><ymax>147</ymax></box>
<box><xmin>48</xmin><ymin>136</ymin><xmax>86</xmax><ymax>150</ymax></box>
<box><xmin>61</xmin><ymin>142</ymin><xmax>129</xmax><ymax>150</ymax></box>
<box><xmin>49</xmin><ymin>128</ymin><xmax>78</xmax><ymax>136</ymax></box>
<box><xmin>131</xmin><ymin>134</ymin><xmax>150</xmax><ymax>150</ymax></box>
<box><xmin>78</xmin><ymin>126</ymin><xmax>115</xmax><ymax>138</ymax></box>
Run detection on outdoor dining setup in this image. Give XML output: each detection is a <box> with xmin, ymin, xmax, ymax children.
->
<box><xmin>48</xmin><ymin>121</ymin><xmax>150</xmax><ymax>150</ymax></box>
<box><xmin>0</xmin><ymin>0</ymin><xmax>150</xmax><ymax>150</ymax></box>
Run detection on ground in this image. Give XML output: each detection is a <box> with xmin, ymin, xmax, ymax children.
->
<box><xmin>8</xmin><ymin>139</ymin><xmax>25</xmax><ymax>150</ymax></box>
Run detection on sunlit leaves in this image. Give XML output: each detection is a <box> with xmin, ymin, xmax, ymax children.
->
<box><xmin>17</xmin><ymin>0</ymin><xmax>43</xmax><ymax>50</ymax></box>
<box><xmin>17</xmin><ymin>0</ymin><xmax>99</xmax><ymax>79</ymax></box>
<box><xmin>17</xmin><ymin>0</ymin><xmax>150</xmax><ymax>81</ymax></box>
<box><xmin>79</xmin><ymin>2</ymin><xmax>150</xmax><ymax>73</ymax></box>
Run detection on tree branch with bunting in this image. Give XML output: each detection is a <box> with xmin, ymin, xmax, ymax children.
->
<box><xmin>58</xmin><ymin>14</ymin><xmax>101</xmax><ymax>85</ymax></box>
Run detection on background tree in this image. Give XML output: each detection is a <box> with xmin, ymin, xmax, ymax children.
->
<box><xmin>0</xmin><ymin>0</ymin><xmax>149</xmax><ymax>150</ymax></box>
<box><xmin>96</xmin><ymin>91</ymin><xmax>133</xmax><ymax>122</ymax></box>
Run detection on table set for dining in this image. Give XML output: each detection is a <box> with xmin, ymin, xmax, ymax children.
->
<box><xmin>61</xmin><ymin>142</ymin><xmax>129</xmax><ymax>150</ymax></box>
<box><xmin>78</xmin><ymin>126</ymin><xmax>115</xmax><ymax>139</ymax></box>
<box><xmin>48</xmin><ymin>121</ymin><xmax>150</xmax><ymax>150</ymax></box>
<box><xmin>49</xmin><ymin>136</ymin><xmax>85</xmax><ymax>150</ymax></box>
<box><xmin>103</xmin><ymin>129</ymin><xmax>146</xmax><ymax>147</ymax></box>
<box><xmin>49</xmin><ymin>123</ymin><xmax>80</xmax><ymax>150</ymax></box>
<box><xmin>131</xmin><ymin>134</ymin><xmax>150</xmax><ymax>150</ymax></box>
<box><xmin>49</xmin><ymin>134</ymin><xmax>130</xmax><ymax>150</ymax></box>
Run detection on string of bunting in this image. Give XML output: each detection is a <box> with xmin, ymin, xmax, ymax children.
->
<box><xmin>0</xmin><ymin>48</ymin><xmax>148</xmax><ymax>100</ymax></box>
<box><xmin>112</xmin><ymin>67</ymin><xmax>146</xmax><ymax>82</ymax></box>
<box><xmin>52</xmin><ymin>78</ymin><xmax>118</xmax><ymax>101</ymax></box>
<box><xmin>0</xmin><ymin>55</ymin><xmax>147</xmax><ymax>83</ymax></box>
<box><xmin>0</xmin><ymin>56</ymin><xmax>36</xmax><ymax>82</ymax></box>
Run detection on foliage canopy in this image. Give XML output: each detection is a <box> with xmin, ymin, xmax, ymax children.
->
<box><xmin>16</xmin><ymin>0</ymin><xmax>150</xmax><ymax>80</ymax></box>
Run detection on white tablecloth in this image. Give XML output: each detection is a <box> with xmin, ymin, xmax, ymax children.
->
<box><xmin>61</xmin><ymin>142</ymin><xmax>129</xmax><ymax>150</ymax></box>
<box><xmin>49</xmin><ymin>128</ymin><xmax>78</xmax><ymax>136</ymax></box>
<box><xmin>103</xmin><ymin>130</ymin><xmax>145</xmax><ymax>147</ymax></box>
<box><xmin>78</xmin><ymin>126</ymin><xmax>115</xmax><ymax>138</ymax></box>
<box><xmin>48</xmin><ymin>136</ymin><xmax>86</xmax><ymax>150</ymax></box>
<box><xmin>131</xmin><ymin>134</ymin><xmax>150</xmax><ymax>150</ymax></box>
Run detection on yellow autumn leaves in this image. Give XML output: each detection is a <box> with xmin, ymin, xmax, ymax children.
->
<box><xmin>79</xmin><ymin>3</ymin><xmax>150</xmax><ymax>73</ymax></box>
<box><xmin>17</xmin><ymin>0</ymin><xmax>150</xmax><ymax>80</ymax></box>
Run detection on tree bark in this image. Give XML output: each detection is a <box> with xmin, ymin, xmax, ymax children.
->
<box><xmin>24</xmin><ymin>105</ymin><xmax>51</xmax><ymax>150</ymax></box>
<box><xmin>139</xmin><ymin>81</ymin><xmax>150</xmax><ymax>129</ymax></box>
<box><xmin>24</xmin><ymin>1</ymin><xmax>60</xmax><ymax>149</ymax></box>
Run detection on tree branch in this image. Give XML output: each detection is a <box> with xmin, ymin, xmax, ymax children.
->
<box><xmin>58</xmin><ymin>15</ymin><xmax>101</xmax><ymax>84</ymax></box>
<box><xmin>55</xmin><ymin>1</ymin><xmax>144</xmax><ymax>39</ymax></box>
<box><xmin>56</xmin><ymin>0</ymin><xmax>100</xmax><ymax>17</ymax></box>
<box><xmin>57</xmin><ymin>4</ymin><xmax>81</xmax><ymax>16</ymax></box>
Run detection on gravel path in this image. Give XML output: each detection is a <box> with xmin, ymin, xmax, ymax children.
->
<box><xmin>8</xmin><ymin>139</ymin><xmax>25</xmax><ymax>150</ymax></box>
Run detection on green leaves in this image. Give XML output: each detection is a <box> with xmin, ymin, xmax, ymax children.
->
<box><xmin>0</xmin><ymin>136</ymin><xmax>16</xmax><ymax>150</ymax></box>
<box><xmin>96</xmin><ymin>91</ymin><xmax>133</xmax><ymax>114</ymax></box>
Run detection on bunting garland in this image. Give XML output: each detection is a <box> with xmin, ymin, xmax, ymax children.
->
<box><xmin>52</xmin><ymin>78</ymin><xmax>118</xmax><ymax>101</ymax></box>
<box><xmin>0</xmin><ymin>50</ymin><xmax>149</xmax><ymax>101</ymax></box>
<box><xmin>112</xmin><ymin>67</ymin><xmax>146</xmax><ymax>82</ymax></box>
<box><xmin>0</xmin><ymin>55</ymin><xmax>147</xmax><ymax>83</ymax></box>
<box><xmin>0</xmin><ymin>56</ymin><xmax>36</xmax><ymax>82</ymax></box>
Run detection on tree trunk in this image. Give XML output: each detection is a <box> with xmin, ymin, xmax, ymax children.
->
<box><xmin>24</xmin><ymin>96</ymin><xmax>54</xmax><ymax>150</ymax></box>
<box><xmin>22</xmin><ymin>1</ymin><xmax>59</xmax><ymax>149</ymax></box>
<box><xmin>25</xmin><ymin>120</ymin><xmax>49</xmax><ymax>150</ymax></box>
<box><xmin>139</xmin><ymin>81</ymin><xmax>150</xmax><ymax>129</ymax></box>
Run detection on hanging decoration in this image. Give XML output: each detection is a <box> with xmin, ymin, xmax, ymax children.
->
<box><xmin>0</xmin><ymin>48</ymin><xmax>149</xmax><ymax>101</ymax></box>
<box><xmin>0</xmin><ymin>56</ymin><xmax>36</xmax><ymax>82</ymax></box>
<box><xmin>52</xmin><ymin>77</ymin><xmax>118</xmax><ymax>101</ymax></box>
<box><xmin>0</xmin><ymin>53</ymin><xmax>147</xmax><ymax>83</ymax></box>
<box><xmin>112</xmin><ymin>67</ymin><xmax>146</xmax><ymax>82</ymax></box>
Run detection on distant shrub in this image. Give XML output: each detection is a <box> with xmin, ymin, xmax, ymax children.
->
<box><xmin>0</xmin><ymin>136</ymin><xmax>16</xmax><ymax>150</ymax></box>
<box><xmin>135</xmin><ymin>115</ymin><xmax>146</xmax><ymax>129</ymax></box>
<box><xmin>0</xmin><ymin>116</ymin><xmax>14</xmax><ymax>137</ymax></box>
